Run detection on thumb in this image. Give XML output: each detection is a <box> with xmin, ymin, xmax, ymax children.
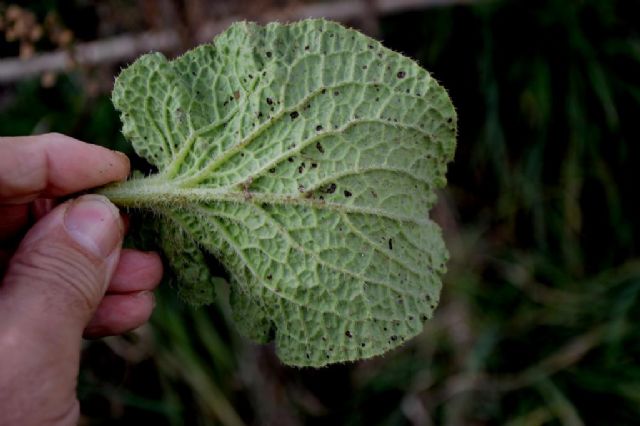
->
<box><xmin>1</xmin><ymin>194</ymin><xmax>124</xmax><ymax>337</ymax></box>
<box><xmin>0</xmin><ymin>196</ymin><xmax>123</xmax><ymax>425</ymax></box>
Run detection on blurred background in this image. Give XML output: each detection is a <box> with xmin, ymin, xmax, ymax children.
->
<box><xmin>1</xmin><ymin>0</ymin><xmax>640</xmax><ymax>424</ymax></box>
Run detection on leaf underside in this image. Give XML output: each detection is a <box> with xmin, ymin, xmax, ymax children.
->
<box><xmin>102</xmin><ymin>19</ymin><xmax>457</xmax><ymax>367</ymax></box>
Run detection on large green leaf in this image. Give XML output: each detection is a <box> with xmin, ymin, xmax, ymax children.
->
<box><xmin>99</xmin><ymin>19</ymin><xmax>456</xmax><ymax>367</ymax></box>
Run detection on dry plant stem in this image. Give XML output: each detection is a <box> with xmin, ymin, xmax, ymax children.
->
<box><xmin>0</xmin><ymin>0</ymin><xmax>476</xmax><ymax>84</ymax></box>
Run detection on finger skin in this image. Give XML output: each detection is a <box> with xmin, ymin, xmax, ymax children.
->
<box><xmin>0</xmin><ymin>195</ymin><xmax>124</xmax><ymax>426</ymax></box>
<box><xmin>107</xmin><ymin>249</ymin><xmax>163</xmax><ymax>294</ymax></box>
<box><xmin>84</xmin><ymin>291</ymin><xmax>155</xmax><ymax>338</ymax></box>
<box><xmin>0</xmin><ymin>133</ymin><xmax>130</xmax><ymax>204</ymax></box>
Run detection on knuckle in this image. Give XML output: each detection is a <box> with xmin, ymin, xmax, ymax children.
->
<box><xmin>8</xmin><ymin>241</ymin><xmax>105</xmax><ymax>312</ymax></box>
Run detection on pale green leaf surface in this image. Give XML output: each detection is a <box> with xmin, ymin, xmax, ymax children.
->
<box><xmin>100</xmin><ymin>19</ymin><xmax>457</xmax><ymax>367</ymax></box>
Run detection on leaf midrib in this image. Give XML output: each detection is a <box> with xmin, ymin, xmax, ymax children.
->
<box><xmin>98</xmin><ymin>179</ymin><xmax>428</xmax><ymax>225</ymax></box>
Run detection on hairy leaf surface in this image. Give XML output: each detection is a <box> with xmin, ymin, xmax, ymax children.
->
<box><xmin>100</xmin><ymin>19</ymin><xmax>457</xmax><ymax>367</ymax></box>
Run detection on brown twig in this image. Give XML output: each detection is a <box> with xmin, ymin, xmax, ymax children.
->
<box><xmin>0</xmin><ymin>0</ymin><xmax>475</xmax><ymax>84</ymax></box>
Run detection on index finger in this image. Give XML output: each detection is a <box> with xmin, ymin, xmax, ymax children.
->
<box><xmin>0</xmin><ymin>133</ymin><xmax>130</xmax><ymax>204</ymax></box>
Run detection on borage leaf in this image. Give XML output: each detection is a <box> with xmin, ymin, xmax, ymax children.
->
<box><xmin>99</xmin><ymin>19</ymin><xmax>456</xmax><ymax>367</ymax></box>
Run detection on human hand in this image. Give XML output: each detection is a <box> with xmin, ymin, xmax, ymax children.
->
<box><xmin>0</xmin><ymin>133</ymin><xmax>163</xmax><ymax>425</ymax></box>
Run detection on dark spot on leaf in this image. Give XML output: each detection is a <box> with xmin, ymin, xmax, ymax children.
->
<box><xmin>345</xmin><ymin>330</ymin><xmax>352</xmax><ymax>338</ymax></box>
<box><xmin>361</xmin><ymin>343</ymin><xmax>366</xmax><ymax>347</ymax></box>
<box><xmin>266</xmin><ymin>51</ymin><xmax>272</xmax><ymax>58</ymax></box>
<box><xmin>321</xmin><ymin>88</ymin><xmax>326</xmax><ymax>94</ymax></box>
<box><xmin>371</xmin><ymin>190</ymin><xmax>378</xmax><ymax>198</ymax></box>
<box><xmin>368</xmin><ymin>44</ymin><xmax>373</xmax><ymax>49</ymax></box>
<box><xmin>248</xmin><ymin>73</ymin><xmax>253</xmax><ymax>79</ymax></box>
<box><xmin>421</xmin><ymin>315</ymin><xmax>428</xmax><ymax>321</ymax></box>
<box><xmin>290</xmin><ymin>111</ymin><xmax>299</xmax><ymax>120</ymax></box>
<box><xmin>269</xmin><ymin>168</ymin><xmax>276</xmax><ymax>173</ymax></box>
<box><xmin>316</xmin><ymin>142</ymin><xmax>324</xmax><ymax>153</ymax></box>
<box><xmin>305</xmin><ymin>45</ymin><xmax>310</xmax><ymax>50</ymax></box>
<box><xmin>322</xmin><ymin>336</ymin><xmax>326</xmax><ymax>341</ymax></box>
<box><xmin>298</xmin><ymin>163</ymin><xmax>305</xmax><ymax>173</ymax></box>
<box><xmin>375</xmin><ymin>97</ymin><xmax>379</xmax><ymax>102</ymax></box>
<box><xmin>391</xmin><ymin>335</ymin><xmax>398</xmax><ymax>341</ymax></box>
<box><xmin>311</xmin><ymin>163</ymin><xmax>318</xmax><ymax>168</ymax></box>
<box><xmin>388</xmin><ymin>238</ymin><xmax>393</xmax><ymax>250</ymax></box>
<box><xmin>344</xmin><ymin>190</ymin><xmax>352</xmax><ymax>197</ymax></box>
<box><xmin>298</xmin><ymin>184</ymin><xmax>305</xmax><ymax>192</ymax></box>
<box><xmin>266</xmin><ymin>274</ymin><xmax>272</xmax><ymax>280</ymax></box>
<box><xmin>333</xmin><ymin>91</ymin><xmax>339</xmax><ymax>96</ymax></box>
<box><xmin>233</xmin><ymin>90</ymin><xmax>240</xmax><ymax>100</ymax></box>
<box><xmin>397</xmin><ymin>71</ymin><xmax>406</xmax><ymax>79</ymax></box>
<box><xmin>316</xmin><ymin>125</ymin><xmax>323</xmax><ymax>131</ymax></box>
<box><xmin>306</xmin><ymin>353</ymin><xmax>310</xmax><ymax>359</ymax></box>
<box><xmin>288</xmin><ymin>157</ymin><xmax>294</xmax><ymax>162</ymax></box>
<box><xmin>266</xmin><ymin>97</ymin><xmax>273</xmax><ymax>105</ymax></box>
<box><xmin>362</xmin><ymin>65</ymin><xmax>367</xmax><ymax>69</ymax></box>
<box><xmin>325</xmin><ymin>183</ymin><xmax>337</xmax><ymax>194</ymax></box>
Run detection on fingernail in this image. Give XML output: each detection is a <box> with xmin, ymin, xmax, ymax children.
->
<box><xmin>64</xmin><ymin>195</ymin><xmax>123</xmax><ymax>257</ymax></box>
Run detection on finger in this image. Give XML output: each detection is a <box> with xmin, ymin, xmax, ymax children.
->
<box><xmin>83</xmin><ymin>291</ymin><xmax>155</xmax><ymax>338</ymax></box>
<box><xmin>0</xmin><ymin>195</ymin><xmax>124</xmax><ymax>337</ymax></box>
<box><xmin>108</xmin><ymin>249</ymin><xmax>163</xmax><ymax>294</ymax></box>
<box><xmin>0</xmin><ymin>133</ymin><xmax>129</xmax><ymax>204</ymax></box>
<box><xmin>0</xmin><ymin>194</ymin><xmax>124</xmax><ymax>423</ymax></box>
<box><xmin>0</xmin><ymin>199</ymin><xmax>57</xmax><ymax>244</ymax></box>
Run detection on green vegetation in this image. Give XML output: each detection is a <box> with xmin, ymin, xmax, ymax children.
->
<box><xmin>1</xmin><ymin>0</ymin><xmax>638</xmax><ymax>424</ymax></box>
